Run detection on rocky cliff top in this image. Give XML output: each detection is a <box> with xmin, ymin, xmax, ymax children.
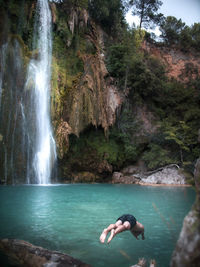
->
<box><xmin>142</xmin><ymin>41</ymin><xmax>200</xmax><ymax>83</ymax></box>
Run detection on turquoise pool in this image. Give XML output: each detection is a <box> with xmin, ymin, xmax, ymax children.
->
<box><xmin>0</xmin><ymin>184</ymin><xmax>195</xmax><ymax>267</ymax></box>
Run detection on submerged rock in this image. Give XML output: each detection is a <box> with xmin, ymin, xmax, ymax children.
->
<box><xmin>0</xmin><ymin>239</ymin><xmax>91</xmax><ymax>267</ymax></box>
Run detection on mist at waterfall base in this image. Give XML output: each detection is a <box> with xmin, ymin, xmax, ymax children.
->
<box><xmin>0</xmin><ymin>184</ymin><xmax>195</xmax><ymax>267</ymax></box>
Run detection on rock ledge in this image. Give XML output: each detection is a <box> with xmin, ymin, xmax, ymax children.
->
<box><xmin>0</xmin><ymin>239</ymin><xmax>91</xmax><ymax>267</ymax></box>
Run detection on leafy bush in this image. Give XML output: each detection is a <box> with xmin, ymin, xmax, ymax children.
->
<box><xmin>142</xmin><ymin>143</ymin><xmax>174</xmax><ymax>169</ymax></box>
<box><xmin>68</xmin><ymin>127</ymin><xmax>126</xmax><ymax>168</ymax></box>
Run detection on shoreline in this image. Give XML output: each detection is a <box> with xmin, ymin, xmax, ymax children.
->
<box><xmin>138</xmin><ymin>182</ymin><xmax>192</xmax><ymax>187</ymax></box>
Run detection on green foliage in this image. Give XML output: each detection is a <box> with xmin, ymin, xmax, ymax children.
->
<box><xmin>106</xmin><ymin>28</ymin><xmax>147</xmax><ymax>90</ymax></box>
<box><xmin>160</xmin><ymin>16</ymin><xmax>186</xmax><ymax>45</ymax></box>
<box><xmin>179</xmin><ymin>26</ymin><xmax>193</xmax><ymax>51</ymax></box>
<box><xmin>191</xmin><ymin>23</ymin><xmax>200</xmax><ymax>51</ymax></box>
<box><xmin>106</xmin><ymin>31</ymin><xmax>200</xmax><ymax>170</ymax></box>
<box><xmin>67</xmin><ymin>104</ymin><xmax>147</xmax><ymax>170</ymax></box>
<box><xmin>106</xmin><ymin>44</ymin><xmax>128</xmax><ymax>79</ymax></box>
<box><xmin>0</xmin><ymin>0</ymin><xmax>35</xmax><ymax>48</ymax></box>
<box><xmin>151</xmin><ymin>80</ymin><xmax>200</xmax><ymax>123</ymax></box>
<box><xmin>159</xmin><ymin>17</ymin><xmax>200</xmax><ymax>52</ymax></box>
<box><xmin>86</xmin><ymin>133</ymin><xmax>124</xmax><ymax>165</ymax></box>
<box><xmin>129</xmin><ymin>55</ymin><xmax>166</xmax><ymax>100</ymax></box>
<box><xmin>163</xmin><ymin>120</ymin><xmax>197</xmax><ymax>164</ymax></box>
<box><xmin>68</xmin><ymin>127</ymin><xmax>125</xmax><ymax>168</ymax></box>
<box><xmin>110</xmin><ymin>104</ymin><xmax>145</xmax><ymax>162</ymax></box>
<box><xmin>142</xmin><ymin>143</ymin><xmax>173</xmax><ymax>169</ymax></box>
<box><xmin>49</xmin><ymin>0</ymin><xmax>200</xmax><ymax>176</ymax></box>
<box><xmin>89</xmin><ymin>0</ymin><xmax>125</xmax><ymax>35</ymax></box>
<box><xmin>54</xmin><ymin>0</ymin><xmax>88</xmax><ymax>9</ymax></box>
<box><xmin>56</xmin><ymin>16</ymin><xmax>72</xmax><ymax>43</ymax></box>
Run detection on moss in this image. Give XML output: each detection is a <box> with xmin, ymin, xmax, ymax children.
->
<box><xmin>86</xmin><ymin>133</ymin><xmax>124</xmax><ymax>165</ymax></box>
<box><xmin>51</xmin><ymin>53</ymin><xmax>84</xmax><ymax>122</ymax></box>
<box><xmin>1</xmin><ymin>0</ymin><xmax>36</xmax><ymax>48</ymax></box>
<box><xmin>67</xmin><ymin>127</ymin><xmax>125</xmax><ymax>169</ymax></box>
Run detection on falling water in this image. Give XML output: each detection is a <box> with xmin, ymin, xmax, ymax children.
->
<box><xmin>0</xmin><ymin>43</ymin><xmax>8</xmax><ymax>109</ymax></box>
<box><xmin>0</xmin><ymin>39</ymin><xmax>24</xmax><ymax>184</ymax></box>
<box><xmin>0</xmin><ymin>0</ymin><xmax>56</xmax><ymax>184</ymax></box>
<box><xmin>0</xmin><ymin>44</ymin><xmax>8</xmax><ymax>184</ymax></box>
<box><xmin>24</xmin><ymin>0</ymin><xmax>57</xmax><ymax>184</ymax></box>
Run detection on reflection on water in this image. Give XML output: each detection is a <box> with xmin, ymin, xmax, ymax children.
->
<box><xmin>0</xmin><ymin>184</ymin><xmax>195</xmax><ymax>267</ymax></box>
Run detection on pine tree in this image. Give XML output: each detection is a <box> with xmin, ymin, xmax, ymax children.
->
<box><xmin>129</xmin><ymin>0</ymin><xmax>163</xmax><ymax>29</ymax></box>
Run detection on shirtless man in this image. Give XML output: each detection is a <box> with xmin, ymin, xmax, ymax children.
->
<box><xmin>99</xmin><ymin>214</ymin><xmax>145</xmax><ymax>244</ymax></box>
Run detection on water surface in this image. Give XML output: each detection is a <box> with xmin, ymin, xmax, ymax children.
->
<box><xmin>0</xmin><ymin>184</ymin><xmax>195</xmax><ymax>267</ymax></box>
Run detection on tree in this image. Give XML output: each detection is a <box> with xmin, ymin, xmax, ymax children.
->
<box><xmin>163</xmin><ymin>121</ymin><xmax>196</xmax><ymax>165</ymax></box>
<box><xmin>179</xmin><ymin>25</ymin><xmax>192</xmax><ymax>51</ymax></box>
<box><xmin>159</xmin><ymin>16</ymin><xmax>185</xmax><ymax>45</ymax></box>
<box><xmin>142</xmin><ymin>143</ymin><xmax>173</xmax><ymax>169</ymax></box>
<box><xmin>88</xmin><ymin>0</ymin><xmax>125</xmax><ymax>34</ymax></box>
<box><xmin>191</xmin><ymin>23</ymin><xmax>200</xmax><ymax>51</ymax></box>
<box><xmin>129</xmin><ymin>0</ymin><xmax>163</xmax><ymax>30</ymax></box>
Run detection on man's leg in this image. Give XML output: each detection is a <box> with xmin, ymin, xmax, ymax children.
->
<box><xmin>100</xmin><ymin>220</ymin><xmax>122</xmax><ymax>243</ymax></box>
<box><xmin>107</xmin><ymin>221</ymin><xmax>131</xmax><ymax>243</ymax></box>
<box><xmin>100</xmin><ymin>224</ymin><xmax>116</xmax><ymax>243</ymax></box>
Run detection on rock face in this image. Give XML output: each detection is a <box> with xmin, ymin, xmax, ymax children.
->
<box><xmin>112</xmin><ymin>172</ymin><xmax>141</xmax><ymax>184</ymax></box>
<box><xmin>112</xmin><ymin>164</ymin><xmax>187</xmax><ymax>185</ymax></box>
<box><xmin>0</xmin><ymin>239</ymin><xmax>91</xmax><ymax>267</ymax></box>
<box><xmin>142</xmin><ymin>41</ymin><xmax>200</xmax><ymax>83</ymax></box>
<box><xmin>170</xmin><ymin>158</ymin><xmax>200</xmax><ymax>267</ymax></box>
<box><xmin>52</xmin><ymin>10</ymin><xmax>122</xmax><ymax>159</ymax></box>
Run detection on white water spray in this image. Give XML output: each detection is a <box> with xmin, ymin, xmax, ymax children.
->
<box><xmin>25</xmin><ymin>0</ymin><xmax>57</xmax><ymax>184</ymax></box>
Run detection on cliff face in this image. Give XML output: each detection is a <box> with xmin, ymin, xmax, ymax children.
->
<box><xmin>142</xmin><ymin>41</ymin><xmax>200</xmax><ymax>83</ymax></box>
<box><xmin>0</xmin><ymin>2</ymin><xmax>122</xmax><ymax>183</ymax></box>
<box><xmin>0</xmin><ymin>1</ymin><xmax>199</xmax><ymax>183</ymax></box>
<box><xmin>171</xmin><ymin>158</ymin><xmax>200</xmax><ymax>267</ymax></box>
<box><xmin>50</xmin><ymin>7</ymin><xmax>122</xmax><ymax>159</ymax></box>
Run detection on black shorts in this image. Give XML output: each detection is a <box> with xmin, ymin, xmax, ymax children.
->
<box><xmin>116</xmin><ymin>214</ymin><xmax>137</xmax><ymax>229</ymax></box>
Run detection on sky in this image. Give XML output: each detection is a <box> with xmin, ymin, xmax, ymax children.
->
<box><xmin>126</xmin><ymin>0</ymin><xmax>200</xmax><ymax>35</ymax></box>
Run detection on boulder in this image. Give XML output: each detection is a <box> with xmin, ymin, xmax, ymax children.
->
<box><xmin>121</xmin><ymin>166</ymin><xmax>141</xmax><ymax>175</ymax></box>
<box><xmin>112</xmin><ymin>172</ymin><xmax>123</xmax><ymax>181</ymax></box>
<box><xmin>121</xmin><ymin>161</ymin><xmax>146</xmax><ymax>176</ymax></box>
<box><xmin>112</xmin><ymin>172</ymin><xmax>140</xmax><ymax>184</ymax></box>
<box><xmin>141</xmin><ymin>166</ymin><xmax>186</xmax><ymax>185</ymax></box>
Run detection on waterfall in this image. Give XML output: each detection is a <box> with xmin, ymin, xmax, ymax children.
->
<box><xmin>0</xmin><ymin>43</ymin><xmax>8</xmax><ymax>109</ymax></box>
<box><xmin>0</xmin><ymin>0</ymin><xmax>56</xmax><ymax>184</ymax></box>
<box><xmin>24</xmin><ymin>0</ymin><xmax>57</xmax><ymax>184</ymax></box>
